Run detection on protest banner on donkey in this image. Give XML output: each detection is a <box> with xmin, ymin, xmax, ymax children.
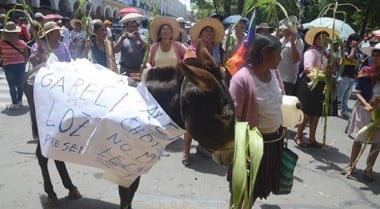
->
<box><xmin>33</xmin><ymin>55</ymin><xmax>185</xmax><ymax>187</ymax></box>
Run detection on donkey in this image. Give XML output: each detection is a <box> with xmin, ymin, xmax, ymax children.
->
<box><xmin>24</xmin><ymin>43</ymin><xmax>235</xmax><ymax>209</ymax></box>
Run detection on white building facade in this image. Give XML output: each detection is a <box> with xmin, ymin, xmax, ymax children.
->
<box><xmin>3</xmin><ymin>0</ymin><xmax>187</xmax><ymax>19</ymax></box>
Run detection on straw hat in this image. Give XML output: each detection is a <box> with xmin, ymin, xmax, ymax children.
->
<box><xmin>190</xmin><ymin>17</ymin><xmax>224</xmax><ymax>44</ymax></box>
<box><xmin>150</xmin><ymin>16</ymin><xmax>180</xmax><ymax>42</ymax></box>
<box><xmin>361</xmin><ymin>43</ymin><xmax>380</xmax><ymax>57</ymax></box>
<box><xmin>0</xmin><ymin>22</ymin><xmax>21</xmax><ymax>41</ymax></box>
<box><xmin>40</xmin><ymin>21</ymin><xmax>62</xmax><ymax>38</ymax></box>
<box><xmin>70</xmin><ymin>19</ymin><xmax>81</xmax><ymax>29</ymax></box>
<box><xmin>304</xmin><ymin>27</ymin><xmax>339</xmax><ymax>45</ymax></box>
<box><xmin>0</xmin><ymin>21</ymin><xmax>21</xmax><ymax>33</ymax></box>
<box><xmin>279</xmin><ymin>15</ymin><xmax>299</xmax><ymax>33</ymax></box>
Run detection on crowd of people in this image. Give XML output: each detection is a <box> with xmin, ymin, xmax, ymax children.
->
<box><xmin>0</xmin><ymin>10</ymin><xmax>380</xmax><ymax>209</ymax></box>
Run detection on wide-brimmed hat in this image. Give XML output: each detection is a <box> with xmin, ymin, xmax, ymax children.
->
<box><xmin>190</xmin><ymin>17</ymin><xmax>224</xmax><ymax>44</ymax></box>
<box><xmin>256</xmin><ymin>23</ymin><xmax>273</xmax><ymax>30</ymax></box>
<box><xmin>0</xmin><ymin>21</ymin><xmax>21</xmax><ymax>33</ymax></box>
<box><xmin>150</xmin><ymin>16</ymin><xmax>180</xmax><ymax>42</ymax></box>
<box><xmin>361</xmin><ymin>43</ymin><xmax>380</xmax><ymax>57</ymax></box>
<box><xmin>40</xmin><ymin>21</ymin><xmax>61</xmax><ymax>38</ymax></box>
<box><xmin>70</xmin><ymin>19</ymin><xmax>81</xmax><ymax>29</ymax></box>
<box><xmin>304</xmin><ymin>27</ymin><xmax>339</xmax><ymax>45</ymax></box>
<box><xmin>279</xmin><ymin>15</ymin><xmax>299</xmax><ymax>33</ymax></box>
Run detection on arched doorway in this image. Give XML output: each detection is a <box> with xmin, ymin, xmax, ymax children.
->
<box><xmin>72</xmin><ymin>0</ymin><xmax>81</xmax><ymax>18</ymax></box>
<box><xmin>95</xmin><ymin>6</ymin><xmax>102</xmax><ymax>19</ymax></box>
<box><xmin>85</xmin><ymin>3</ymin><xmax>93</xmax><ymax>17</ymax></box>
<box><xmin>104</xmin><ymin>7</ymin><xmax>112</xmax><ymax>20</ymax></box>
<box><xmin>58</xmin><ymin>0</ymin><xmax>71</xmax><ymax>16</ymax></box>
<box><xmin>113</xmin><ymin>8</ymin><xmax>119</xmax><ymax>21</ymax></box>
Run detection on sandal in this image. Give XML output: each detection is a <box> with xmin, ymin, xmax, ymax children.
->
<box><xmin>295</xmin><ymin>138</ymin><xmax>307</xmax><ymax>147</ymax></box>
<box><xmin>363</xmin><ymin>169</ymin><xmax>375</xmax><ymax>182</ymax></box>
<box><xmin>308</xmin><ymin>140</ymin><xmax>323</xmax><ymax>148</ymax></box>
<box><xmin>182</xmin><ymin>156</ymin><xmax>191</xmax><ymax>167</ymax></box>
<box><xmin>47</xmin><ymin>196</ymin><xmax>59</xmax><ymax>207</ymax></box>
<box><xmin>68</xmin><ymin>189</ymin><xmax>82</xmax><ymax>199</ymax></box>
<box><xmin>341</xmin><ymin>164</ymin><xmax>356</xmax><ymax>175</ymax></box>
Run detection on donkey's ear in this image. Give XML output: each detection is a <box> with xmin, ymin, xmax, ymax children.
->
<box><xmin>183</xmin><ymin>57</ymin><xmax>200</xmax><ymax>68</ymax></box>
<box><xmin>178</xmin><ymin>62</ymin><xmax>216</xmax><ymax>92</ymax></box>
<box><xmin>195</xmin><ymin>39</ymin><xmax>218</xmax><ymax>68</ymax></box>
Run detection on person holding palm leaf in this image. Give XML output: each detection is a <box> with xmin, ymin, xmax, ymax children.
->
<box><xmin>82</xmin><ymin>19</ymin><xmax>118</xmax><ymax>73</ymax></box>
<box><xmin>296</xmin><ymin>27</ymin><xmax>335</xmax><ymax>147</ymax></box>
<box><xmin>229</xmin><ymin>34</ymin><xmax>285</xmax><ymax>206</ymax></box>
<box><xmin>343</xmin><ymin>43</ymin><xmax>380</xmax><ymax>182</ymax></box>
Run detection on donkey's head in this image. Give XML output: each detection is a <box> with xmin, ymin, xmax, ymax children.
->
<box><xmin>143</xmin><ymin>43</ymin><xmax>235</xmax><ymax>165</ymax></box>
<box><xmin>178</xmin><ymin>43</ymin><xmax>235</xmax><ymax>164</ymax></box>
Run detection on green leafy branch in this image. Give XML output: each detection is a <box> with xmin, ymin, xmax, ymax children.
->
<box><xmin>3</xmin><ymin>1</ymin><xmax>51</xmax><ymax>54</ymax></box>
<box><xmin>231</xmin><ymin>122</ymin><xmax>263</xmax><ymax>209</ymax></box>
<box><xmin>74</xmin><ymin>0</ymin><xmax>93</xmax><ymax>39</ymax></box>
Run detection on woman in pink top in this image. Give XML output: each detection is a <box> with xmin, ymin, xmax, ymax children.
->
<box><xmin>0</xmin><ymin>21</ymin><xmax>29</xmax><ymax>110</ymax></box>
<box><xmin>147</xmin><ymin>16</ymin><xmax>187</xmax><ymax>68</ymax></box>
<box><xmin>296</xmin><ymin>28</ymin><xmax>334</xmax><ymax>147</ymax></box>
<box><xmin>229</xmin><ymin>34</ymin><xmax>285</xmax><ymax>205</ymax></box>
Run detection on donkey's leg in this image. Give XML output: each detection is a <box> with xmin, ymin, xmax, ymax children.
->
<box><xmin>118</xmin><ymin>176</ymin><xmax>141</xmax><ymax>209</ymax></box>
<box><xmin>54</xmin><ymin>160</ymin><xmax>82</xmax><ymax>199</ymax></box>
<box><xmin>36</xmin><ymin>144</ymin><xmax>59</xmax><ymax>206</ymax></box>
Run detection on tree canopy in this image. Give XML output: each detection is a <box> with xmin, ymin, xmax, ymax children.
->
<box><xmin>191</xmin><ymin>0</ymin><xmax>380</xmax><ymax>36</ymax></box>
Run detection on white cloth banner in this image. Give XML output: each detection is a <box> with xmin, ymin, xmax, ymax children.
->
<box><xmin>34</xmin><ymin>55</ymin><xmax>185</xmax><ymax>187</ymax></box>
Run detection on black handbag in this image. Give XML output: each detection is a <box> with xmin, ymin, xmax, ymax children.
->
<box><xmin>273</xmin><ymin>140</ymin><xmax>298</xmax><ymax>195</ymax></box>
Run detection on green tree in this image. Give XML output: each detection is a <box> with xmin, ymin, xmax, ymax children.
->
<box><xmin>303</xmin><ymin>0</ymin><xmax>380</xmax><ymax>37</ymax></box>
<box><xmin>191</xmin><ymin>0</ymin><xmax>379</xmax><ymax>37</ymax></box>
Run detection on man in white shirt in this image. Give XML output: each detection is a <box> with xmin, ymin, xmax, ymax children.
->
<box><xmin>277</xmin><ymin>16</ymin><xmax>304</xmax><ymax>95</ymax></box>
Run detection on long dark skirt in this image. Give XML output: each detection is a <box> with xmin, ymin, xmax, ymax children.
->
<box><xmin>296</xmin><ymin>75</ymin><xmax>338</xmax><ymax>117</ymax></box>
<box><xmin>228</xmin><ymin>128</ymin><xmax>284</xmax><ymax>200</ymax></box>
<box><xmin>296</xmin><ymin>75</ymin><xmax>325</xmax><ymax>116</ymax></box>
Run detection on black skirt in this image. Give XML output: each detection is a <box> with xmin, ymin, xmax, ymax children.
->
<box><xmin>296</xmin><ymin>75</ymin><xmax>325</xmax><ymax>116</ymax></box>
<box><xmin>296</xmin><ymin>75</ymin><xmax>338</xmax><ymax>117</ymax></box>
<box><xmin>227</xmin><ymin>128</ymin><xmax>284</xmax><ymax>200</ymax></box>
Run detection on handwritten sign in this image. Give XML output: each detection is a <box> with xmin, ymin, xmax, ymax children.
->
<box><xmin>34</xmin><ymin>55</ymin><xmax>185</xmax><ymax>187</ymax></box>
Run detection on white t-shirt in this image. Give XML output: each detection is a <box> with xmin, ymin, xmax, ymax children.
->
<box><xmin>106</xmin><ymin>27</ymin><xmax>112</xmax><ymax>39</ymax></box>
<box><xmin>278</xmin><ymin>37</ymin><xmax>304</xmax><ymax>84</ymax></box>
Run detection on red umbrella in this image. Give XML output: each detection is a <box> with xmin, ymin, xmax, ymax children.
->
<box><xmin>44</xmin><ymin>14</ymin><xmax>63</xmax><ymax>20</ymax></box>
<box><xmin>119</xmin><ymin>7</ymin><xmax>143</xmax><ymax>17</ymax></box>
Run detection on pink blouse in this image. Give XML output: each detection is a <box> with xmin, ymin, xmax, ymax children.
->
<box><xmin>303</xmin><ymin>48</ymin><xmax>328</xmax><ymax>72</ymax></box>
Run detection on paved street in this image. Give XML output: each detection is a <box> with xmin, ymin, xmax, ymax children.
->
<box><xmin>0</xmin><ymin>66</ymin><xmax>379</xmax><ymax>209</ymax></box>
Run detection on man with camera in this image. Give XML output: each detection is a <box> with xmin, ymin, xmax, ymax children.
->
<box><xmin>114</xmin><ymin>20</ymin><xmax>147</xmax><ymax>78</ymax></box>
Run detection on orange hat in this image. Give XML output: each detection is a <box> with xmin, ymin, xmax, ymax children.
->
<box><xmin>104</xmin><ymin>20</ymin><xmax>112</xmax><ymax>25</ymax></box>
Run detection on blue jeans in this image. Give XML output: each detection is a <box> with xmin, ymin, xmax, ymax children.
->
<box><xmin>3</xmin><ymin>63</ymin><xmax>25</xmax><ymax>104</ymax></box>
<box><xmin>336</xmin><ymin>76</ymin><xmax>355</xmax><ymax>113</ymax></box>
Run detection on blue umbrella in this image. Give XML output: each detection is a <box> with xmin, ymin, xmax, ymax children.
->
<box><xmin>223</xmin><ymin>15</ymin><xmax>248</xmax><ymax>25</ymax></box>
